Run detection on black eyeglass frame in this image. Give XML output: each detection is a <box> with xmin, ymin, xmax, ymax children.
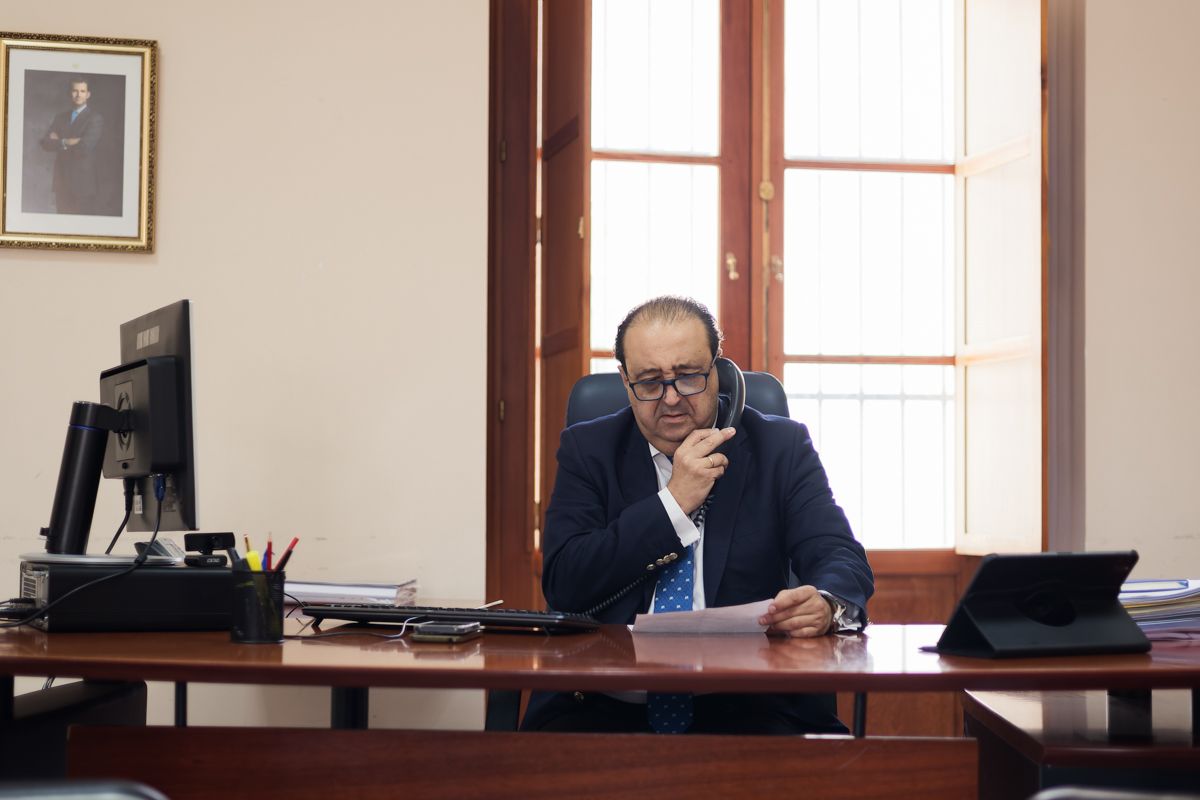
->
<box><xmin>624</xmin><ymin>358</ymin><xmax>717</xmax><ymax>402</ymax></box>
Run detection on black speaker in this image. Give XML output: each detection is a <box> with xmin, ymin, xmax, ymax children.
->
<box><xmin>934</xmin><ymin>551</ymin><xmax>1151</xmax><ymax>658</ymax></box>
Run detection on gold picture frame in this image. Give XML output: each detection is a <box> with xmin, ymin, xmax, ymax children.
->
<box><xmin>0</xmin><ymin>31</ymin><xmax>156</xmax><ymax>252</ymax></box>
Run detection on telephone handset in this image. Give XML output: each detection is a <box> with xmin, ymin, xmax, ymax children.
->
<box><xmin>581</xmin><ymin>357</ymin><xmax>746</xmax><ymax>618</ymax></box>
<box><xmin>711</xmin><ymin>357</ymin><xmax>745</xmax><ymax>454</ymax></box>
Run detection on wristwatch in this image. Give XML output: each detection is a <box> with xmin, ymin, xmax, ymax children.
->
<box><xmin>817</xmin><ymin>590</ymin><xmax>847</xmax><ymax>634</ymax></box>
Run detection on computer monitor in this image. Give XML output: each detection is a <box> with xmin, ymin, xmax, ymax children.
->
<box><xmin>41</xmin><ymin>300</ymin><xmax>198</xmax><ymax>553</ymax></box>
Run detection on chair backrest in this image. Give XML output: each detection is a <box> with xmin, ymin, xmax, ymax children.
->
<box><xmin>0</xmin><ymin>782</ymin><xmax>169</xmax><ymax>799</ymax></box>
<box><xmin>566</xmin><ymin>370</ymin><xmax>789</xmax><ymax>426</ymax></box>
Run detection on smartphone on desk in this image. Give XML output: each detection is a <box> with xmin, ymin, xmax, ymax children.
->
<box><xmin>411</xmin><ymin>621</ymin><xmax>482</xmax><ymax>643</ymax></box>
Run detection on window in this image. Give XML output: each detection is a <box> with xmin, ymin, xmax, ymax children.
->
<box><xmin>539</xmin><ymin>0</ymin><xmax>1044</xmax><ymax>555</ymax></box>
<box><xmin>778</xmin><ymin>1</ymin><xmax>956</xmax><ymax>547</ymax></box>
<box><xmin>589</xmin><ymin>0</ymin><xmax>723</xmax><ymax>373</ymax></box>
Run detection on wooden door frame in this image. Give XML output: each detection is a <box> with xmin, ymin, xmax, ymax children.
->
<box><xmin>717</xmin><ymin>0</ymin><xmax>755</xmax><ymax>368</ymax></box>
<box><xmin>487</xmin><ymin>0</ymin><xmax>539</xmax><ymax>609</ymax></box>
<box><xmin>486</xmin><ymin>0</ymin><xmax>1072</xmax><ymax>618</ymax></box>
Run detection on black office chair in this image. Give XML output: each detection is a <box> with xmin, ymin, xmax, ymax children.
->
<box><xmin>1030</xmin><ymin>789</ymin><xmax>1200</xmax><ymax>800</ymax></box>
<box><xmin>0</xmin><ymin>782</ymin><xmax>168</xmax><ymax>799</ymax></box>
<box><xmin>566</xmin><ymin>368</ymin><xmax>788</xmax><ymax>425</ymax></box>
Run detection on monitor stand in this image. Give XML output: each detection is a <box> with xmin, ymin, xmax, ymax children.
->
<box><xmin>19</xmin><ymin>552</ymin><xmax>180</xmax><ymax>567</ymax></box>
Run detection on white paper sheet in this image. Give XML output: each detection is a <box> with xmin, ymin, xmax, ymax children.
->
<box><xmin>632</xmin><ymin>599</ymin><xmax>772</xmax><ymax>634</ymax></box>
<box><xmin>286</xmin><ymin>578</ymin><xmax>417</xmax><ymax>606</ymax></box>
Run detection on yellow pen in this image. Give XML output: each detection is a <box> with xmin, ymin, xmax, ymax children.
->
<box><xmin>245</xmin><ymin>550</ymin><xmax>263</xmax><ymax>572</ymax></box>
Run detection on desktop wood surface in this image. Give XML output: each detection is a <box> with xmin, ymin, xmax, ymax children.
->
<box><xmin>2</xmin><ymin>623</ymin><xmax>1198</xmax><ymax>694</ymax></box>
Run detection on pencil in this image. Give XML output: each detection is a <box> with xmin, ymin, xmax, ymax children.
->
<box><xmin>275</xmin><ymin>537</ymin><xmax>300</xmax><ymax>572</ymax></box>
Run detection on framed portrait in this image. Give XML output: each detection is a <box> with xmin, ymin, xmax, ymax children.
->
<box><xmin>0</xmin><ymin>32</ymin><xmax>157</xmax><ymax>252</ymax></box>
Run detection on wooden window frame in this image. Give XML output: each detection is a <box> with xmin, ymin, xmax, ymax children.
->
<box><xmin>487</xmin><ymin>0</ymin><xmax>1055</xmax><ymax>607</ymax></box>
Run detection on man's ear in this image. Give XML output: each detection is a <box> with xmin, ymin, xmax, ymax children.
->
<box><xmin>617</xmin><ymin>364</ymin><xmax>637</xmax><ymax>403</ymax></box>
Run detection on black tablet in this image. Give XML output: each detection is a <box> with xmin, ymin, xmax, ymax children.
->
<box><xmin>932</xmin><ymin>551</ymin><xmax>1151</xmax><ymax>658</ymax></box>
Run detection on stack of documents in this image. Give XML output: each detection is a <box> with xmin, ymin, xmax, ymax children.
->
<box><xmin>1119</xmin><ymin>579</ymin><xmax>1200</xmax><ymax>639</ymax></box>
<box><xmin>285</xmin><ymin>578</ymin><xmax>417</xmax><ymax>607</ymax></box>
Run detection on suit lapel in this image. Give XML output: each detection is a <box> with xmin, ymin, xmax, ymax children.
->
<box><xmin>615</xmin><ymin>414</ymin><xmax>657</xmax><ymax>507</ymax></box>
<box><xmin>68</xmin><ymin>107</ymin><xmax>95</xmax><ymax>137</ymax></box>
<box><xmin>702</xmin><ymin>426</ymin><xmax>750</xmax><ymax>606</ymax></box>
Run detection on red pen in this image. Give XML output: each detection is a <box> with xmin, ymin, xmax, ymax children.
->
<box><xmin>264</xmin><ymin>535</ymin><xmax>273</xmax><ymax>571</ymax></box>
<box><xmin>275</xmin><ymin>537</ymin><xmax>299</xmax><ymax>572</ymax></box>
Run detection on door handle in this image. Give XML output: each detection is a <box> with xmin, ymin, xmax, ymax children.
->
<box><xmin>725</xmin><ymin>252</ymin><xmax>740</xmax><ymax>281</ymax></box>
<box><xmin>769</xmin><ymin>255</ymin><xmax>783</xmax><ymax>282</ymax></box>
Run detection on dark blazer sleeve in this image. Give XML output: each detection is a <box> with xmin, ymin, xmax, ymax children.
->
<box><xmin>780</xmin><ymin>422</ymin><xmax>874</xmax><ymax>611</ymax></box>
<box><xmin>541</xmin><ymin>421</ymin><xmax>682</xmax><ymax>616</ymax></box>
<box><xmin>40</xmin><ymin>111</ymin><xmax>69</xmax><ymax>151</ymax></box>
<box><xmin>76</xmin><ymin>110</ymin><xmax>104</xmax><ymax>153</ymax></box>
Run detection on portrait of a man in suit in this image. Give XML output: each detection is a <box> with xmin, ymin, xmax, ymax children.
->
<box><xmin>4</xmin><ymin>43</ymin><xmax>147</xmax><ymax>247</ymax></box>
<box><xmin>38</xmin><ymin>76</ymin><xmax>106</xmax><ymax>215</ymax></box>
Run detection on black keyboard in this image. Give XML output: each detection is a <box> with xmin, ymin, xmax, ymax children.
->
<box><xmin>301</xmin><ymin>603</ymin><xmax>600</xmax><ymax>634</ymax></box>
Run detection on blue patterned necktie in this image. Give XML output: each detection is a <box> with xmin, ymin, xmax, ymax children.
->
<box><xmin>647</xmin><ymin>542</ymin><xmax>695</xmax><ymax>733</ymax></box>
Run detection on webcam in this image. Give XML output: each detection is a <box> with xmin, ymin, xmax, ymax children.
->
<box><xmin>184</xmin><ymin>532</ymin><xmax>236</xmax><ymax>555</ymax></box>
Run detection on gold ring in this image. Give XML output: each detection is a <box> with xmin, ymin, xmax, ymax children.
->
<box><xmin>707</xmin><ymin>456</ymin><xmax>714</xmax><ymax>468</ymax></box>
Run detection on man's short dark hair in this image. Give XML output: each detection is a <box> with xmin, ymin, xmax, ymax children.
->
<box><xmin>69</xmin><ymin>76</ymin><xmax>89</xmax><ymax>91</ymax></box>
<box><xmin>614</xmin><ymin>295</ymin><xmax>724</xmax><ymax>368</ymax></box>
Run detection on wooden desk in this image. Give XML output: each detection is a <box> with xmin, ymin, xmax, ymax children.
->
<box><xmin>2</xmin><ymin>623</ymin><xmax>1198</xmax><ymax>696</ymax></box>
<box><xmin>3</xmin><ymin>624</ymin><xmax>1197</xmax><ymax>799</ymax></box>
<box><xmin>963</xmin><ymin>690</ymin><xmax>1200</xmax><ymax>799</ymax></box>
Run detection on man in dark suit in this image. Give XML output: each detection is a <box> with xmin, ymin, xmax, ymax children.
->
<box><xmin>522</xmin><ymin>296</ymin><xmax>874</xmax><ymax>734</ymax></box>
<box><xmin>39</xmin><ymin>77</ymin><xmax>104</xmax><ymax>214</ymax></box>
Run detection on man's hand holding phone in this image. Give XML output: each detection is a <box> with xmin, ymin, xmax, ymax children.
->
<box><xmin>667</xmin><ymin>427</ymin><xmax>735</xmax><ymax>515</ymax></box>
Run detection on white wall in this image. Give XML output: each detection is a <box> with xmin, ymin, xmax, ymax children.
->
<box><xmin>1085</xmin><ymin>0</ymin><xmax>1200</xmax><ymax>577</ymax></box>
<box><xmin>0</xmin><ymin>1</ymin><xmax>489</xmax><ymax>727</ymax></box>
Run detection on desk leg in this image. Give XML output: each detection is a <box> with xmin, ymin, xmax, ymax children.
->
<box><xmin>1193</xmin><ymin>687</ymin><xmax>1199</xmax><ymax>742</ymax></box>
<box><xmin>1106</xmin><ymin>688</ymin><xmax>1152</xmax><ymax>741</ymax></box>
<box><xmin>485</xmin><ymin>690</ymin><xmax>521</xmax><ymax>731</ymax></box>
<box><xmin>1</xmin><ymin>676</ymin><xmax>12</xmax><ymax>725</ymax></box>
<box><xmin>174</xmin><ymin>682</ymin><xmax>187</xmax><ymax>727</ymax></box>
<box><xmin>331</xmin><ymin>687</ymin><xmax>369</xmax><ymax>729</ymax></box>
<box><xmin>852</xmin><ymin>692</ymin><xmax>867</xmax><ymax>738</ymax></box>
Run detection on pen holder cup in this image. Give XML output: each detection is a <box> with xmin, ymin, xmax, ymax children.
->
<box><xmin>231</xmin><ymin>569</ymin><xmax>286</xmax><ymax>644</ymax></box>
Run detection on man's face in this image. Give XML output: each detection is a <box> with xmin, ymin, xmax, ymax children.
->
<box><xmin>70</xmin><ymin>83</ymin><xmax>90</xmax><ymax>107</ymax></box>
<box><xmin>619</xmin><ymin>316</ymin><xmax>719</xmax><ymax>456</ymax></box>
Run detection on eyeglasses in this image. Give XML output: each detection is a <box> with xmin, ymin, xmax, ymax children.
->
<box><xmin>625</xmin><ymin>360</ymin><xmax>715</xmax><ymax>401</ymax></box>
